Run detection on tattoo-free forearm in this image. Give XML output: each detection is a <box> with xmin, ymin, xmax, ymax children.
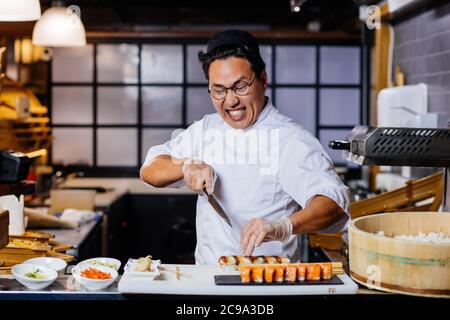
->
<box><xmin>140</xmin><ymin>155</ymin><xmax>185</xmax><ymax>187</ymax></box>
<box><xmin>288</xmin><ymin>195</ymin><xmax>346</xmax><ymax>234</ymax></box>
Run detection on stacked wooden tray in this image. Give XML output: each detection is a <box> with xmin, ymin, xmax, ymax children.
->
<box><xmin>0</xmin><ymin>230</ymin><xmax>74</xmax><ymax>275</ymax></box>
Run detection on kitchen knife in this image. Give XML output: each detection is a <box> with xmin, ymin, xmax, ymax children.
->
<box><xmin>203</xmin><ymin>187</ymin><xmax>232</xmax><ymax>227</ymax></box>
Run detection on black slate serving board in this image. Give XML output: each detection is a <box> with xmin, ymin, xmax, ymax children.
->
<box><xmin>214</xmin><ymin>275</ymin><xmax>344</xmax><ymax>286</ymax></box>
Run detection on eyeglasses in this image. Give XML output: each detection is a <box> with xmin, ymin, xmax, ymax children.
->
<box><xmin>208</xmin><ymin>75</ymin><xmax>256</xmax><ymax>100</ymax></box>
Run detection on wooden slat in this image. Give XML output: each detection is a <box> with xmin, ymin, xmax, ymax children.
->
<box><xmin>48</xmin><ymin>239</ymin><xmax>73</xmax><ymax>253</ymax></box>
<box><xmin>10</xmin><ymin>230</ymin><xmax>54</xmax><ymax>241</ymax></box>
<box><xmin>87</xmin><ymin>30</ymin><xmax>360</xmax><ymax>41</ymax></box>
<box><xmin>46</xmin><ymin>251</ymin><xmax>75</xmax><ymax>262</ymax></box>
<box><xmin>0</xmin><ymin>210</ymin><xmax>8</xmax><ymax>249</ymax></box>
<box><xmin>22</xmin><ymin>117</ymin><xmax>49</xmax><ymax>124</ymax></box>
<box><xmin>12</xmin><ymin>127</ymin><xmax>51</xmax><ymax>133</ymax></box>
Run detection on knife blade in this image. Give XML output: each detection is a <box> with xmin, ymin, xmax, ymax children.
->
<box><xmin>203</xmin><ymin>187</ymin><xmax>232</xmax><ymax>227</ymax></box>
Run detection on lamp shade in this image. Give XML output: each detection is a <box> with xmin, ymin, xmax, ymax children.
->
<box><xmin>0</xmin><ymin>0</ymin><xmax>41</xmax><ymax>21</ymax></box>
<box><xmin>32</xmin><ymin>7</ymin><xmax>86</xmax><ymax>47</ymax></box>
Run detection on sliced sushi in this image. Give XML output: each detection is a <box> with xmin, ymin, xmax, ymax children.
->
<box><xmin>239</xmin><ymin>265</ymin><xmax>252</xmax><ymax>283</ymax></box>
<box><xmin>284</xmin><ymin>264</ymin><xmax>297</xmax><ymax>282</ymax></box>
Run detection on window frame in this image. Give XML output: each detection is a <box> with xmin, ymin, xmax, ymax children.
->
<box><xmin>49</xmin><ymin>38</ymin><xmax>366</xmax><ymax>177</ymax></box>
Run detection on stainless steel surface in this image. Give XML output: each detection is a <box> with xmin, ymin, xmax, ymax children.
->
<box><xmin>203</xmin><ymin>187</ymin><xmax>232</xmax><ymax>227</ymax></box>
<box><xmin>0</xmin><ymin>275</ymin><xmax>120</xmax><ymax>294</ymax></box>
<box><xmin>41</xmin><ymin>218</ymin><xmax>101</xmax><ymax>258</ymax></box>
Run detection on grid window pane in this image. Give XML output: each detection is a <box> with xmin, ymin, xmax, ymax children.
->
<box><xmin>97</xmin><ymin>128</ymin><xmax>137</xmax><ymax>166</ymax></box>
<box><xmin>260</xmin><ymin>45</ymin><xmax>272</xmax><ymax>83</ymax></box>
<box><xmin>141</xmin><ymin>128</ymin><xmax>176</xmax><ymax>164</ymax></box>
<box><xmin>187</xmin><ymin>45</ymin><xmax>207</xmax><ymax>83</ymax></box>
<box><xmin>97</xmin><ymin>86</ymin><xmax>138</xmax><ymax>124</ymax></box>
<box><xmin>97</xmin><ymin>44</ymin><xmax>139</xmax><ymax>83</ymax></box>
<box><xmin>142</xmin><ymin>45</ymin><xmax>183</xmax><ymax>83</ymax></box>
<box><xmin>52</xmin><ymin>45</ymin><xmax>93</xmax><ymax>82</ymax></box>
<box><xmin>320</xmin><ymin>46</ymin><xmax>360</xmax><ymax>84</ymax></box>
<box><xmin>319</xmin><ymin>129</ymin><xmax>350</xmax><ymax>164</ymax></box>
<box><xmin>275</xmin><ymin>88</ymin><xmax>316</xmax><ymax>135</ymax></box>
<box><xmin>142</xmin><ymin>87</ymin><xmax>182</xmax><ymax>125</ymax></box>
<box><xmin>52</xmin><ymin>128</ymin><xmax>93</xmax><ymax>165</ymax></box>
<box><xmin>52</xmin><ymin>87</ymin><xmax>93</xmax><ymax>124</ymax></box>
<box><xmin>275</xmin><ymin>46</ymin><xmax>316</xmax><ymax>84</ymax></box>
<box><xmin>320</xmin><ymin>88</ymin><xmax>360</xmax><ymax>126</ymax></box>
<box><xmin>187</xmin><ymin>87</ymin><xmax>214</xmax><ymax>124</ymax></box>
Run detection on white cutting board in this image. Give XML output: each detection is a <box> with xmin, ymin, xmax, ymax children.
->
<box><xmin>118</xmin><ymin>264</ymin><xmax>358</xmax><ymax>295</ymax></box>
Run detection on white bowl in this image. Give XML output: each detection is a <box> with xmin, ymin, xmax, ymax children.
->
<box><xmin>12</xmin><ymin>264</ymin><xmax>58</xmax><ymax>290</ymax></box>
<box><xmin>76</xmin><ymin>257</ymin><xmax>121</xmax><ymax>271</ymax></box>
<box><xmin>24</xmin><ymin>257</ymin><xmax>67</xmax><ymax>275</ymax></box>
<box><xmin>72</xmin><ymin>264</ymin><xmax>118</xmax><ymax>291</ymax></box>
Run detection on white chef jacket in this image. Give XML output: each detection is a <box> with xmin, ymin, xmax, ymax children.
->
<box><xmin>143</xmin><ymin>99</ymin><xmax>350</xmax><ymax>265</ymax></box>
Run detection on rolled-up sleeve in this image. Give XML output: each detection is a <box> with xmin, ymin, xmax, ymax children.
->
<box><xmin>279</xmin><ymin>131</ymin><xmax>350</xmax><ymax>233</ymax></box>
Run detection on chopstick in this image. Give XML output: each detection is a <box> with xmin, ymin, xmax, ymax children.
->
<box><xmin>160</xmin><ymin>266</ymin><xmax>192</xmax><ymax>279</ymax></box>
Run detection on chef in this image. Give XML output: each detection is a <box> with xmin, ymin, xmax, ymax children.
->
<box><xmin>140</xmin><ymin>29</ymin><xmax>350</xmax><ymax>265</ymax></box>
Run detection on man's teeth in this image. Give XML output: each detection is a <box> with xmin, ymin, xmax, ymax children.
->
<box><xmin>229</xmin><ymin>108</ymin><xmax>245</xmax><ymax>118</ymax></box>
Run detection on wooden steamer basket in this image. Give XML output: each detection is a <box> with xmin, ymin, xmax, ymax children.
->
<box><xmin>349</xmin><ymin>211</ymin><xmax>450</xmax><ymax>298</ymax></box>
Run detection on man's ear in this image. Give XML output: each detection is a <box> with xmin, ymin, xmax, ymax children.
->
<box><xmin>260</xmin><ymin>70</ymin><xmax>269</xmax><ymax>89</ymax></box>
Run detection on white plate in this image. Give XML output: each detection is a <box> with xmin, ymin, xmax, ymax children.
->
<box><xmin>123</xmin><ymin>258</ymin><xmax>161</xmax><ymax>279</ymax></box>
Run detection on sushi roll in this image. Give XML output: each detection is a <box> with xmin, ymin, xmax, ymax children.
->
<box><xmin>237</xmin><ymin>256</ymin><xmax>252</xmax><ymax>266</ymax></box>
<box><xmin>218</xmin><ymin>256</ymin><xmax>237</xmax><ymax>269</ymax></box>
<box><xmin>264</xmin><ymin>265</ymin><xmax>276</xmax><ymax>283</ymax></box>
<box><xmin>319</xmin><ymin>263</ymin><xmax>332</xmax><ymax>280</ymax></box>
<box><xmin>240</xmin><ymin>265</ymin><xmax>252</xmax><ymax>284</ymax></box>
<box><xmin>274</xmin><ymin>265</ymin><xmax>285</xmax><ymax>283</ymax></box>
<box><xmin>251</xmin><ymin>256</ymin><xmax>265</xmax><ymax>264</ymax></box>
<box><xmin>251</xmin><ymin>265</ymin><xmax>265</xmax><ymax>283</ymax></box>
<box><xmin>278</xmin><ymin>256</ymin><xmax>291</xmax><ymax>264</ymax></box>
<box><xmin>306</xmin><ymin>264</ymin><xmax>321</xmax><ymax>281</ymax></box>
<box><xmin>297</xmin><ymin>264</ymin><xmax>306</xmax><ymax>281</ymax></box>
<box><xmin>284</xmin><ymin>264</ymin><xmax>297</xmax><ymax>282</ymax></box>
<box><xmin>264</xmin><ymin>256</ymin><xmax>278</xmax><ymax>264</ymax></box>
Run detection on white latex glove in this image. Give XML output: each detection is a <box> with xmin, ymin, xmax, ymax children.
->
<box><xmin>182</xmin><ymin>160</ymin><xmax>216</xmax><ymax>195</ymax></box>
<box><xmin>240</xmin><ymin>217</ymin><xmax>293</xmax><ymax>256</ymax></box>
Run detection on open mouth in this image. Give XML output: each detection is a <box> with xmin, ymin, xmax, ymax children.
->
<box><xmin>226</xmin><ymin>107</ymin><xmax>247</xmax><ymax>121</ymax></box>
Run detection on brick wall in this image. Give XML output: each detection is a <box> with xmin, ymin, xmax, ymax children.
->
<box><xmin>392</xmin><ymin>2</ymin><xmax>450</xmax><ymax>113</ymax></box>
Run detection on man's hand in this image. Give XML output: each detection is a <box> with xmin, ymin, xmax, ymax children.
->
<box><xmin>240</xmin><ymin>217</ymin><xmax>293</xmax><ymax>256</ymax></box>
<box><xmin>182</xmin><ymin>161</ymin><xmax>215</xmax><ymax>195</ymax></box>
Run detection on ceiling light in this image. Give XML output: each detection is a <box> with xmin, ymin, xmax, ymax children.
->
<box><xmin>0</xmin><ymin>0</ymin><xmax>41</xmax><ymax>21</ymax></box>
<box><xmin>32</xmin><ymin>5</ymin><xmax>86</xmax><ymax>47</ymax></box>
<box><xmin>290</xmin><ymin>0</ymin><xmax>308</xmax><ymax>14</ymax></box>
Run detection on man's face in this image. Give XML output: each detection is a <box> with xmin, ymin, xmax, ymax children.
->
<box><xmin>208</xmin><ymin>57</ymin><xmax>268</xmax><ymax>129</ymax></box>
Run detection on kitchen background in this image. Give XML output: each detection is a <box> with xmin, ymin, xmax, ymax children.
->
<box><xmin>0</xmin><ymin>0</ymin><xmax>448</xmax><ymax>264</ymax></box>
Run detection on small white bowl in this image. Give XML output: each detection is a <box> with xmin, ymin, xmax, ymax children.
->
<box><xmin>76</xmin><ymin>257</ymin><xmax>121</xmax><ymax>271</ymax></box>
<box><xmin>72</xmin><ymin>264</ymin><xmax>118</xmax><ymax>291</ymax></box>
<box><xmin>12</xmin><ymin>264</ymin><xmax>58</xmax><ymax>290</ymax></box>
<box><xmin>24</xmin><ymin>257</ymin><xmax>67</xmax><ymax>275</ymax></box>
